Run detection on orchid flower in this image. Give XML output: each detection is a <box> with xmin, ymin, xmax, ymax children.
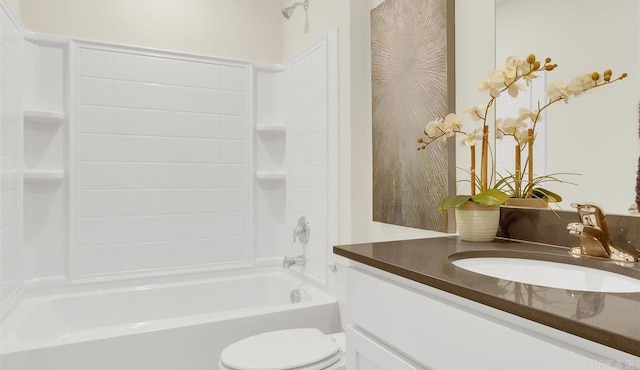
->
<box><xmin>567</xmin><ymin>73</ymin><xmax>596</xmax><ymax>96</ymax></box>
<box><xmin>497</xmin><ymin>117</ymin><xmax>527</xmax><ymax>138</ymax></box>
<box><xmin>440</xmin><ymin>113</ymin><xmax>462</xmax><ymax>135</ymax></box>
<box><xmin>462</xmin><ymin>129</ymin><xmax>481</xmax><ymax>147</ymax></box>
<box><xmin>475</xmin><ymin>70</ymin><xmax>504</xmax><ymax>98</ymax></box>
<box><xmin>424</xmin><ymin>119</ymin><xmax>442</xmax><ymax>138</ymax></box>
<box><xmin>517</xmin><ymin>108</ymin><xmax>540</xmax><ymax>124</ymax></box>
<box><xmin>546</xmin><ymin>81</ymin><xmax>570</xmax><ymax>101</ymax></box>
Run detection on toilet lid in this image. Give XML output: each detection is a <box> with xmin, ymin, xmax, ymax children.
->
<box><xmin>220</xmin><ymin>328</ymin><xmax>340</xmax><ymax>370</ymax></box>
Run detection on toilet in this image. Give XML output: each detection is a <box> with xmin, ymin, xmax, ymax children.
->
<box><xmin>220</xmin><ymin>260</ymin><xmax>349</xmax><ymax>370</ymax></box>
<box><xmin>219</xmin><ymin>328</ymin><xmax>346</xmax><ymax>370</ymax></box>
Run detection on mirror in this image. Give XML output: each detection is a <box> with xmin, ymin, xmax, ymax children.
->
<box><xmin>494</xmin><ymin>0</ymin><xmax>639</xmax><ymax>215</ymax></box>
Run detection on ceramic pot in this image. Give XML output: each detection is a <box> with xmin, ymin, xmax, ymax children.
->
<box><xmin>504</xmin><ymin>198</ymin><xmax>548</xmax><ymax>209</ymax></box>
<box><xmin>455</xmin><ymin>201</ymin><xmax>500</xmax><ymax>242</ymax></box>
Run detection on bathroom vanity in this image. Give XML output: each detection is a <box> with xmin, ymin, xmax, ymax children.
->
<box><xmin>333</xmin><ymin>237</ymin><xmax>640</xmax><ymax>370</ymax></box>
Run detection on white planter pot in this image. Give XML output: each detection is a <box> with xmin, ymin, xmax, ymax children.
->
<box><xmin>454</xmin><ymin>202</ymin><xmax>500</xmax><ymax>242</ymax></box>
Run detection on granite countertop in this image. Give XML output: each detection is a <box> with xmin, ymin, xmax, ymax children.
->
<box><xmin>333</xmin><ymin>236</ymin><xmax>640</xmax><ymax>357</ymax></box>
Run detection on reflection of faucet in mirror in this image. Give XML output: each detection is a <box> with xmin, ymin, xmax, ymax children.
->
<box><xmin>566</xmin><ymin>290</ymin><xmax>605</xmax><ymax>320</ymax></box>
<box><xmin>567</xmin><ymin>203</ymin><xmax>639</xmax><ymax>262</ymax></box>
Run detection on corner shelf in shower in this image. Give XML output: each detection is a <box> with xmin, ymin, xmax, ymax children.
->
<box><xmin>24</xmin><ymin>169</ymin><xmax>66</xmax><ymax>181</ymax></box>
<box><xmin>255</xmin><ymin>171</ymin><xmax>286</xmax><ymax>181</ymax></box>
<box><xmin>256</xmin><ymin>124</ymin><xmax>286</xmax><ymax>136</ymax></box>
<box><xmin>24</xmin><ymin>110</ymin><xmax>66</xmax><ymax>125</ymax></box>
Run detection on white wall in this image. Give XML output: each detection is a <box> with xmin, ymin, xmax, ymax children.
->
<box><xmin>253</xmin><ymin>68</ymin><xmax>287</xmax><ymax>263</ymax></box>
<box><xmin>20</xmin><ymin>0</ymin><xmax>283</xmax><ymax>63</ymax></box>
<box><xmin>4</xmin><ymin>0</ymin><xmax>17</xmax><ymax>17</ymax></box>
<box><xmin>284</xmin><ymin>38</ymin><xmax>332</xmax><ymax>284</ymax></box>
<box><xmin>0</xmin><ymin>0</ymin><xmax>23</xmax><ymax>313</ymax></box>
<box><xmin>22</xmin><ymin>39</ymin><xmax>67</xmax><ymax>285</ymax></box>
<box><xmin>74</xmin><ymin>44</ymin><xmax>252</xmax><ymax>278</ymax></box>
<box><xmin>282</xmin><ymin>0</ymin><xmax>356</xmax><ymax>244</ymax></box>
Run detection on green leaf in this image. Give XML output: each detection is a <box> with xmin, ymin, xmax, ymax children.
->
<box><xmin>471</xmin><ymin>189</ymin><xmax>509</xmax><ymax>206</ymax></box>
<box><xmin>438</xmin><ymin>195</ymin><xmax>472</xmax><ymax>211</ymax></box>
<box><xmin>532</xmin><ymin>187</ymin><xmax>562</xmax><ymax>203</ymax></box>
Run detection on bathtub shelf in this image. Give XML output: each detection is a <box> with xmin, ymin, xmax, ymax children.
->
<box><xmin>255</xmin><ymin>171</ymin><xmax>286</xmax><ymax>181</ymax></box>
<box><xmin>24</xmin><ymin>169</ymin><xmax>66</xmax><ymax>181</ymax></box>
<box><xmin>24</xmin><ymin>110</ymin><xmax>66</xmax><ymax>125</ymax></box>
<box><xmin>256</xmin><ymin>124</ymin><xmax>286</xmax><ymax>136</ymax></box>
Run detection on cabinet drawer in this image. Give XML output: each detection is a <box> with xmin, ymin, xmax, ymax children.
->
<box><xmin>346</xmin><ymin>326</ymin><xmax>426</xmax><ymax>370</ymax></box>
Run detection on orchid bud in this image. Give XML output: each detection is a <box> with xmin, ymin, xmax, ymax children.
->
<box><xmin>591</xmin><ymin>72</ymin><xmax>600</xmax><ymax>81</ymax></box>
<box><xmin>545</xmin><ymin>64</ymin><xmax>556</xmax><ymax>71</ymax></box>
<box><xmin>545</xmin><ymin>57</ymin><xmax>551</xmax><ymax>63</ymax></box>
<box><xmin>533</xmin><ymin>61</ymin><xmax>541</xmax><ymax>70</ymax></box>
<box><xmin>604</xmin><ymin>74</ymin><xmax>611</xmax><ymax>82</ymax></box>
<box><xmin>604</xmin><ymin>69</ymin><xmax>612</xmax><ymax>76</ymax></box>
<box><xmin>417</xmin><ymin>138</ymin><xmax>424</xmax><ymax>143</ymax></box>
<box><xmin>526</xmin><ymin>54</ymin><xmax>536</xmax><ymax>63</ymax></box>
<box><xmin>622</xmin><ymin>72</ymin><xmax>628</xmax><ymax>78</ymax></box>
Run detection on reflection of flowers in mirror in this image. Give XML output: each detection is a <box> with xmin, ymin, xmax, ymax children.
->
<box><xmin>417</xmin><ymin>53</ymin><xmax>627</xmax><ymax>211</ymax></box>
<box><xmin>494</xmin><ymin>61</ymin><xmax>627</xmax><ymax>201</ymax></box>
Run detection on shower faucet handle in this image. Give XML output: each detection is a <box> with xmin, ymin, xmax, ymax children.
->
<box><xmin>292</xmin><ymin>216</ymin><xmax>310</xmax><ymax>244</ymax></box>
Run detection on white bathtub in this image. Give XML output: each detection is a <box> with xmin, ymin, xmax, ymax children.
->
<box><xmin>0</xmin><ymin>267</ymin><xmax>341</xmax><ymax>370</ymax></box>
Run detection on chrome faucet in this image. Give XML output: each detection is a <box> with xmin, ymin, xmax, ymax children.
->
<box><xmin>292</xmin><ymin>216</ymin><xmax>310</xmax><ymax>244</ymax></box>
<box><xmin>567</xmin><ymin>203</ymin><xmax>639</xmax><ymax>262</ymax></box>
<box><xmin>282</xmin><ymin>255</ymin><xmax>306</xmax><ymax>269</ymax></box>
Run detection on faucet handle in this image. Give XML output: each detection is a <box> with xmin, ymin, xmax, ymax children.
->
<box><xmin>571</xmin><ymin>203</ymin><xmax>609</xmax><ymax>235</ymax></box>
<box><xmin>568</xmin><ymin>204</ymin><xmax>638</xmax><ymax>262</ymax></box>
<box><xmin>292</xmin><ymin>216</ymin><xmax>310</xmax><ymax>244</ymax></box>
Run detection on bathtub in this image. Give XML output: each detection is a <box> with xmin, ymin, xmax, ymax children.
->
<box><xmin>0</xmin><ymin>267</ymin><xmax>341</xmax><ymax>370</ymax></box>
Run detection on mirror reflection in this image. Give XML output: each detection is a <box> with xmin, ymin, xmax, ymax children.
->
<box><xmin>494</xmin><ymin>0</ymin><xmax>639</xmax><ymax>215</ymax></box>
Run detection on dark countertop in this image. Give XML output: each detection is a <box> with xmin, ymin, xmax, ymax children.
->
<box><xmin>333</xmin><ymin>236</ymin><xmax>640</xmax><ymax>357</ymax></box>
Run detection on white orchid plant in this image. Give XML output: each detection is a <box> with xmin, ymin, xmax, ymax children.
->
<box><xmin>417</xmin><ymin>53</ymin><xmax>627</xmax><ymax>210</ymax></box>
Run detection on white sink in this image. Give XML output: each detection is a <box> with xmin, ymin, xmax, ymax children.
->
<box><xmin>452</xmin><ymin>257</ymin><xmax>640</xmax><ymax>293</ymax></box>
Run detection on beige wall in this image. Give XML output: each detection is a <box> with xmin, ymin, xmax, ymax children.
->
<box><xmin>281</xmin><ymin>0</ymin><xmax>498</xmax><ymax>244</ymax></box>
<box><xmin>283</xmin><ymin>0</ymin><xmax>452</xmax><ymax>244</ymax></box>
<box><xmin>20</xmin><ymin>0</ymin><xmax>283</xmax><ymax>63</ymax></box>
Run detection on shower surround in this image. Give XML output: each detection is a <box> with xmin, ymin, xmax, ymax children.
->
<box><xmin>74</xmin><ymin>42</ymin><xmax>252</xmax><ymax>276</ymax></box>
<box><xmin>0</xmin><ymin>0</ymin><xmax>339</xmax><ymax>328</ymax></box>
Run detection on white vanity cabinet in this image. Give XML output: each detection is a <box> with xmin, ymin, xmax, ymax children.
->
<box><xmin>343</xmin><ymin>265</ymin><xmax>639</xmax><ymax>370</ymax></box>
<box><xmin>346</xmin><ymin>326</ymin><xmax>423</xmax><ymax>370</ymax></box>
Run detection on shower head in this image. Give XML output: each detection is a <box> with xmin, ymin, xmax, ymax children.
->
<box><xmin>281</xmin><ymin>0</ymin><xmax>309</xmax><ymax>19</ymax></box>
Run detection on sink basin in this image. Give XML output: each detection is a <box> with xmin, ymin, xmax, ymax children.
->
<box><xmin>452</xmin><ymin>257</ymin><xmax>640</xmax><ymax>293</ymax></box>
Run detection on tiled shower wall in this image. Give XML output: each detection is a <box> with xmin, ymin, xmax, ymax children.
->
<box><xmin>74</xmin><ymin>45</ymin><xmax>251</xmax><ymax>277</ymax></box>
<box><xmin>285</xmin><ymin>37</ymin><xmax>337</xmax><ymax>285</ymax></box>
<box><xmin>0</xmin><ymin>3</ymin><xmax>23</xmax><ymax>308</ymax></box>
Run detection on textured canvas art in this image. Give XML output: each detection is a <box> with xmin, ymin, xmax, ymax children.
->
<box><xmin>371</xmin><ymin>0</ymin><xmax>454</xmax><ymax>231</ymax></box>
